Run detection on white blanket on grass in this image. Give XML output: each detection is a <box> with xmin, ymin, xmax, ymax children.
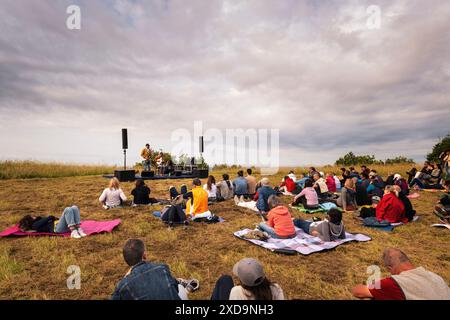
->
<box><xmin>234</xmin><ymin>227</ymin><xmax>371</xmax><ymax>255</ymax></box>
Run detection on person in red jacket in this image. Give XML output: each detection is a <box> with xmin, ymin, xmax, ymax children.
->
<box><xmin>258</xmin><ymin>195</ymin><xmax>296</xmax><ymax>239</ymax></box>
<box><xmin>376</xmin><ymin>186</ymin><xmax>408</xmax><ymax>223</ymax></box>
<box><xmin>325</xmin><ymin>173</ymin><xmax>337</xmax><ymax>193</ymax></box>
<box><xmin>279</xmin><ymin>176</ymin><xmax>301</xmax><ymax>195</ymax></box>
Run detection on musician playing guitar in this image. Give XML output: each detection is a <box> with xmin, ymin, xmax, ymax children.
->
<box><xmin>155</xmin><ymin>151</ymin><xmax>164</xmax><ymax>175</ymax></box>
<box><xmin>140</xmin><ymin>144</ymin><xmax>152</xmax><ymax>172</ymax></box>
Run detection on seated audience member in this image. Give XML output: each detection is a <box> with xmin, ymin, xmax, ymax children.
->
<box><xmin>385</xmin><ymin>172</ymin><xmax>395</xmax><ymax>186</ymax></box>
<box><xmin>172</xmin><ymin>179</ymin><xmax>211</xmax><ymax>221</ymax></box>
<box><xmin>245</xmin><ymin>169</ymin><xmax>257</xmax><ymax>198</ymax></box>
<box><xmin>258</xmin><ymin>195</ymin><xmax>296</xmax><ymax>239</ymax></box>
<box><xmin>203</xmin><ymin>175</ymin><xmax>218</xmax><ymax>202</ymax></box>
<box><xmin>427</xmin><ymin>163</ymin><xmax>442</xmax><ymax>185</ymax></box>
<box><xmin>376</xmin><ymin>186</ymin><xmax>407</xmax><ymax>223</ymax></box>
<box><xmin>326</xmin><ymin>173</ymin><xmax>337</xmax><ymax>193</ymax></box>
<box><xmin>233</xmin><ymin>170</ymin><xmax>249</xmax><ymax>198</ymax></box>
<box><xmin>293</xmin><ymin>208</ymin><xmax>346</xmax><ymax>242</ymax></box>
<box><xmin>367</xmin><ymin>175</ymin><xmax>384</xmax><ymax>198</ymax></box>
<box><xmin>333</xmin><ymin>173</ymin><xmax>342</xmax><ymax>191</ymax></box>
<box><xmin>369</xmin><ymin>170</ymin><xmax>384</xmax><ymax>186</ymax></box>
<box><xmin>111</xmin><ymin>239</ymin><xmax>196</xmax><ymax>300</ymax></box>
<box><xmin>99</xmin><ymin>178</ymin><xmax>127</xmax><ymax>209</ymax></box>
<box><xmin>18</xmin><ymin>205</ymin><xmax>86</xmax><ymax>239</ymax></box>
<box><xmin>393</xmin><ymin>174</ymin><xmax>409</xmax><ymax>196</ymax></box>
<box><xmin>131</xmin><ymin>179</ymin><xmax>158</xmax><ymax>205</ymax></box>
<box><xmin>211</xmin><ymin>258</ymin><xmax>284</xmax><ymax>300</ymax></box>
<box><xmin>352</xmin><ymin>248</ymin><xmax>450</xmax><ymax>300</ymax></box>
<box><xmin>255</xmin><ymin>178</ymin><xmax>277</xmax><ymax>214</ymax></box>
<box><xmin>336</xmin><ymin>179</ymin><xmax>358</xmax><ymax>211</ymax></box>
<box><xmin>288</xmin><ymin>170</ymin><xmax>296</xmax><ymax>182</ymax></box>
<box><xmin>308</xmin><ymin>167</ymin><xmax>319</xmax><ymax>178</ymax></box>
<box><xmin>360</xmin><ymin>172</ymin><xmax>370</xmax><ymax>190</ymax></box>
<box><xmin>216</xmin><ymin>174</ymin><xmax>234</xmax><ymax>200</ymax></box>
<box><xmin>312</xmin><ymin>173</ymin><xmax>329</xmax><ymax>199</ymax></box>
<box><xmin>291</xmin><ymin>179</ymin><xmax>319</xmax><ymax>209</ymax></box>
<box><xmin>279</xmin><ymin>176</ymin><xmax>301</xmax><ymax>195</ymax></box>
<box><xmin>360</xmin><ymin>165</ymin><xmax>370</xmax><ymax>176</ymax></box>
<box><xmin>353</xmin><ymin>176</ymin><xmax>371</xmax><ymax>206</ymax></box>
<box><xmin>439</xmin><ymin>180</ymin><xmax>450</xmax><ymax>206</ymax></box>
<box><xmin>349</xmin><ymin>166</ymin><xmax>360</xmax><ymax>178</ymax></box>
<box><xmin>414</xmin><ymin>161</ymin><xmax>433</xmax><ymax>181</ymax></box>
<box><xmin>295</xmin><ymin>173</ymin><xmax>308</xmax><ymax>188</ymax></box>
<box><xmin>393</xmin><ymin>185</ymin><xmax>416</xmax><ymax>222</ymax></box>
<box><xmin>406</xmin><ymin>167</ymin><xmax>418</xmax><ymax>185</ymax></box>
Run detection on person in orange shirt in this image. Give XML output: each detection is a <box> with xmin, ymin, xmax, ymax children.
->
<box><xmin>258</xmin><ymin>195</ymin><xmax>296</xmax><ymax>239</ymax></box>
<box><xmin>171</xmin><ymin>179</ymin><xmax>212</xmax><ymax>221</ymax></box>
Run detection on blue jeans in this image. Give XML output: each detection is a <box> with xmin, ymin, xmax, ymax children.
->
<box><xmin>143</xmin><ymin>160</ymin><xmax>151</xmax><ymax>171</ymax></box>
<box><xmin>55</xmin><ymin>206</ymin><xmax>81</xmax><ymax>233</ymax></box>
<box><xmin>258</xmin><ymin>222</ymin><xmax>279</xmax><ymax>238</ymax></box>
<box><xmin>293</xmin><ymin>219</ymin><xmax>312</xmax><ymax>234</ymax></box>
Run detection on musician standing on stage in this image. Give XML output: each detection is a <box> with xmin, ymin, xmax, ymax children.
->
<box><xmin>155</xmin><ymin>151</ymin><xmax>164</xmax><ymax>175</ymax></box>
<box><xmin>140</xmin><ymin>144</ymin><xmax>152</xmax><ymax>171</ymax></box>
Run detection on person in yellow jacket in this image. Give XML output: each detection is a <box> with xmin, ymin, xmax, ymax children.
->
<box><xmin>140</xmin><ymin>144</ymin><xmax>152</xmax><ymax>171</ymax></box>
<box><xmin>174</xmin><ymin>179</ymin><xmax>211</xmax><ymax>220</ymax></box>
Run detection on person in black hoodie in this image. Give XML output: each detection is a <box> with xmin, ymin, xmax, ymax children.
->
<box><xmin>393</xmin><ymin>185</ymin><xmax>416</xmax><ymax>221</ymax></box>
<box><xmin>131</xmin><ymin>179</ymin><xmax>159</xmax><ymax>205</ymax></box>
<box><xmin>353</xmin><ymin>177</ymin><xmax>371</xmax><ymax>206</ymax></box>
<box><xmin>18</xmin><ymin>205</ymin><xmax>86</xmax><ymax>238</ymax></box>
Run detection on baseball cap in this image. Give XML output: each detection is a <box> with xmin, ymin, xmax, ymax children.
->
<box><xmin>232</xmin><ymin>258</ymin><xmax>265</xmax><ymax>287</ymax></box>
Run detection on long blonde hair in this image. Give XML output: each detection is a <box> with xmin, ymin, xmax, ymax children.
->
<box><xmin>109</xmin><ymin>177</ymin><xmax>120</xmax><ymax>190</ymax></box>
<box><xmin>386</xmin><ymin>185</ymin><xmax>399</xmax><ymax>197</ymax></box>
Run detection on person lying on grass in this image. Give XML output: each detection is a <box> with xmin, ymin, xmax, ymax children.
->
<box><xmin>293</xmin><ymin>208</ymin><xmax>346</xmax><ymax>242</ymax></box>
<box><xmin>18</xmin><ymin>205</ymin><xmax>86</xmax><ymax>239</ymax></box>
<box><xmin>258</xmin><ymin>195</ymin><xmax>296</xmax><ymax>239</ymax></box>
<box><xmin>352</xmin><ymin>248</ymin><xmax>450</xmax><ymax>300</ymax></box>
<box><xmin>112</xmin><ymin>239</ymin><xmax>199</xmax><ymax>300</ymax></box>
<box><xmin>131</xmin><ymin>179</ymin><xmax>159</xmax><ymax>206</ymax></box>
<box><xmin>291</xmin><ymin>179</ymin><xmax>319</xmax><ymax>210</ymax></box>
<box><xmin>210</xmin><ymin>258</ymin><xmax>284</xmax><ymax>300</ymax></box>
<box><xmin>99</xmin><ymin>177</ymin><xmax>127</xmax><ymax>209</ymax></box>
<box><xmin>376</xmin><ymin>185</ymin><xmax>408</xmax><ymax>223</ymax></box>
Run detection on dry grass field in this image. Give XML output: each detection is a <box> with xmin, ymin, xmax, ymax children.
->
<box><xmin>0</xmin><ymin>164</ymin><xmax>449</xmax><ymax>300</ymax></box>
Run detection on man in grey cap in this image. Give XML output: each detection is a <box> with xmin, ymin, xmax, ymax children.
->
<box><xmin>210</xmin><ymin>258</ymin><xmax>284</xmax><ymax>300</ymax></box>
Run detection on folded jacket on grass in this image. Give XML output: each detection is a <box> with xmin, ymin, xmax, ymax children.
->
<box><xmin>362</xmin><ymin>216</ymin><xmax>420</xmax><ymax>232</ymax></box>
<box><xmin>0</xmin><ymin>219</ymin><xmax>121</xmax><ymax>238</ymax></box>
<box><xmin>407</xmin><ymin>193</ymin><xmax>420</xmax><ymax>199</ymax></box>
<box><xmin>234</xmin><ymin>227</ymin><xmax>371</xmax><ymax>255</ymax></box>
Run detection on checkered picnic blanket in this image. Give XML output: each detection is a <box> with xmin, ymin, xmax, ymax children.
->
<box><xmin>234</xmin><ymin>227</ymin><xmax>371</xmax><ymax>255</ymax></box>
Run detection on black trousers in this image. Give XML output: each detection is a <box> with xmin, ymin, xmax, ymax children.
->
<box><xmin>293</xmin><ymin>195</ymin><xmax>319</xmax><ymax>209</ymax></box>
<box><xmin>210</xmin><ymin>275</ymin><xmax>234</xmax><ymax>300</ymax></box>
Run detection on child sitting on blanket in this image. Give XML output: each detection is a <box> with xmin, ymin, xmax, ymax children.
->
<box><xmin>293</xmin><ymin>208</ymin><xmax>346</xmax><ymax>242</ymax></box>
<box><xmin>18</xmin><ymin>205</ymin><xmax>86</xmax><ymax>239</ymax></box>
<box><xmin>258</xmin><ymin>195</ymin><xmax>296</xmax><ymax>239</ymax></box>
<box><xmin>291</xmin><ymin>179</ymin><xmax>320</xmax><ymax>209</ymax></box>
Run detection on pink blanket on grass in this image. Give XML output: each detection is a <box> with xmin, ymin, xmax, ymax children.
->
<box><xmin>0</xmin><ymin>219</ymin><xmax>121</xmax><ymax>238</ymax></box>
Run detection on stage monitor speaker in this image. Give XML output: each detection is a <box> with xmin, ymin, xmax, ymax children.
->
<box><xmin>122</xmin><ymin>128</ymin><xmax>128</xmax><ymax>150</ymax></box>
<box><xmin>141</xmin><ymin>171</ymin><xmax>155</xmax><ymax>178</ymax></box>
<box><xmin>175</xmin><ymin>170</ymin><xmax>182</xmax><ymax>176</ymax></box>
<box><xmin>114</xmin><ymin>169</ymin><xmax>135</xmax><ymax>182</ymax></box>
<box><xmin>199</xmin><ymin>136</ymin><xmax>204</xmax><ymax>153</ymax></box>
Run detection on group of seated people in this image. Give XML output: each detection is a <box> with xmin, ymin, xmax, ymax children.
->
<box><xmin>407</xmin><ymin>160</ymin><xmax>447</xmax><ymax>190</ymax></box>
<box><xmin>111</xmin><ymin>238</ymin><xmax>450</xmax><ymax>300</ymax></box>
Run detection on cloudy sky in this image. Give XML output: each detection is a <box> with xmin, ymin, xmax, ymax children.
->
<box><xmin>0</xmin><ymin>0</ymin><xmax>449</xmax><ymax>167</ymax></box>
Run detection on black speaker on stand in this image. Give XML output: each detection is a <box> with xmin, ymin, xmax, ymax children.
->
<box><xmin>114</xmin><ymin>128</ymin><xmax>136</xmax><ymax>182</ymax></box>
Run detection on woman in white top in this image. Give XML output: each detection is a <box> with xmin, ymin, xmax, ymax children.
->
<box><xmin>99</xmin><ymin>178</ymin><xmax>127</xmax><ymax>209</ymax></box>
<box><xmin>203</xmin><ymin>175</ymin><xmax>217</xmax><ymax>202</ymax></box>
<box><xmin>210</xmin><ymin>258</ymin><xmax>284</xmax><ymax>300</ymax></box>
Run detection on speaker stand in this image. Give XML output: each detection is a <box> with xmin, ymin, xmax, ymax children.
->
<box><xmin>123</xmin><ymin>149</ymin><xmax>127</xmax><ymax>170</ymax></box>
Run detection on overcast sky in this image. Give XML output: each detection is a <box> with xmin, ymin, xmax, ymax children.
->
<box><xmin>0</xmin><ymin>0</ymin><xmax>449</xmax><ymax>167</ymax></box>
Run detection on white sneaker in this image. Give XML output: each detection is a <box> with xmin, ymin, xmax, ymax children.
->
<box><xmin>102</xmin><ymin>205</ymin><xmax>109</xmax><ymax>210</ymax></box>
<box><xmin>71</xmin><ymin>230</ymin><xmax>82</xmax><ymax>239</ymax></box>
<box><xmin>77</xmin><ymin>228</ymin><xmax>87</xmax><ymax>237</ymax></box>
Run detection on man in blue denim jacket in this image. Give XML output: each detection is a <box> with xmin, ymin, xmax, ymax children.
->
<box><xmin>111</xmin><ymin>239</ymin><xmax>183</xmax><ymax>300</ymax></box>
